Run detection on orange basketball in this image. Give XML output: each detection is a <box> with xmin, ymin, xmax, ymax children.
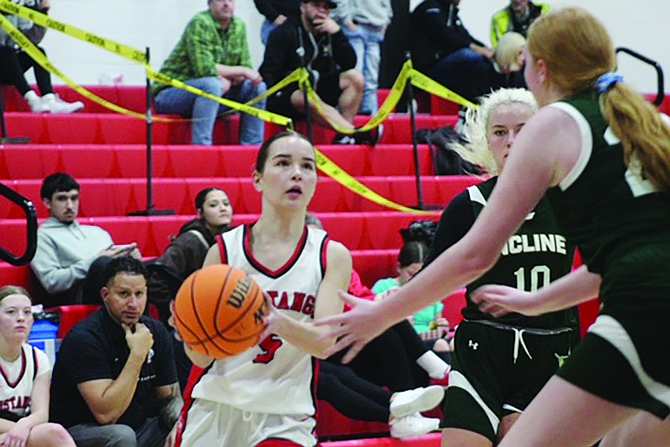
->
<box><xmin>173</xmin><ymin>264</ymin><xmax>269</xmax><ymax>358</ymax></box>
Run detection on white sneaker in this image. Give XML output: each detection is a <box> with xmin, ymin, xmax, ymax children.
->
<box><xmin>390</xmin><ymin>413</ymin><xmax>440</xmax><ymax>439</ymax></box>
<box><xmin>24</xmin><ymin>90</ymin><xmax>49</xmax><ymax>113</ymax></box>
<box><xmin>42</xmin><ymin>93</ymin><xmax>85</xmax><ymax>114</ymax></box>
<box><xmin>390</xmin><ymin>385</ymin><xmax>445</xmax><ymax>420</ymax></box>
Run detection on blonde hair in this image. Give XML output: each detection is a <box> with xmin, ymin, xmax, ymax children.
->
<box><xmin>0</xmin><ymin>286</ymin><xmax>31</xmax><ymax>304</ymax></box>
<box><xmin>449</xmin><ymin>88</ymin><xmax>538</xmax><ymax>176</ymax></box>
<box><xmin>495</xmin><ymin>32</ymin><xmax>526</xmax><ymax>73</ymax></box>
<box><xmin>528</xmin><ymin>8</ymin><xmax>670</xmax><ymax>193</ymax></box>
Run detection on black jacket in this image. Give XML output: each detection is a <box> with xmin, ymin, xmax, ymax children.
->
<box><xmin>260</xmin><ymin>17</ymin><xmax>357</xmax><ymax>89</ymax></box>
<box><xmin>146</xmin><ymin>219</ymin><xmax>224</xmax><ymax>325</ymax></box>
<box><xmin>254</xmin><ymin>0</ymin><xmax>301</xmax><ymax>22</ymax></box>
<box><xmin>410</xmin><ymin>0</ymin><xmax>484</xmax><ymax>71</ymax></box>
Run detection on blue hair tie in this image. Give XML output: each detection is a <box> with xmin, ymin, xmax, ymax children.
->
<box><xmin>596</xmin><ymin>73</ymin><xmax>624</xmax><ymax>93</ymax></box>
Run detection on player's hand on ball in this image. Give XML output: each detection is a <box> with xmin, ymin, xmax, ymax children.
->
<box><xmin>124</xmin><ymin>322</ymin><xmax>154</xmax><ymax>358</ymax></box>
<box><xmin>260</xmin><ymin>293</ymin><xmax>281</xmax><ymax>340</ymax></box>
<box><xmin>471</xmin><ymin>285</ymin><xmax>539</xmax><ymax>317</ymax></box>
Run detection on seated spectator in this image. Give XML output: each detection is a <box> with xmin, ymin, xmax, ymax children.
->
<box><xmin>260</xmin><ymin>0</ymin><xmax>378</xmax><ymax>144</ymax></box>
<box><xmin>332</xmin><ymin>0</ymin><xmax>393</xmax><ymax>115</ymax></box>
<box><xmin>253</xmin><ymin>0</ymin><xmax>301</xmax><ymax>44</ymax></box>
<box><xmin>146</xmin><ymin>187</ymin><xmax>233</xmax><ymax>391</ymax></box>
<box><xmin>306</xmin><ymin>215</ymin><xmax>450</xmax><ymax>388</ymax></box>
<box><xmin>319</xmin><ymin>362</ymin><xmax>444</xmax><ymax>438</ymax></box>
<box><xmin>147</xmin><ymin>187</ymin><xmax>233</xmax><ymax>326</ymax></box>
<box><xmin>50</xmin><ymin>257</ymin><xmax>182</xmax><ymax>447</ymax></box>
<box><xmin>371</xmin><ymin>240</ymin><xmax>453</xmax><ymax>353</ymax></box>
<box><xmin>31</xmin><ymin>173</ymin><xmax>141</xmax><ymax>305</ymax></box>
<box><xmin>0</xmin><ymin>0</ymin><xmax>83</xmax><ymax>113</ymax></box>
<box><xmin>410</xmin><ymin>0</ymin><xmax>496</xmax><ymax>103</ymax></box>
<box><xmin>154</xmin><ymin>0</ymin><xmax>266</xmax><ymax>146</ymax></box>
<box><xmin>490</xmin><ymin>0</ymin><xmax>550</xmax><ymax>48</ymax></box>
<box><xmin>0</xmin><ymin>286</ymin><xmax>77</xmax><ymax>447</ymax></box>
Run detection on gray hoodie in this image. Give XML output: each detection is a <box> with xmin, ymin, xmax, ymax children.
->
<box><xmin>31</xmin><ymin>218</ymin><xmax>113</xmax><ymax>294</ymax></box>
<box><xmin>332</xmin><ymin>0</ymin><xmax>393</xmax><ymax>29</ymax></box>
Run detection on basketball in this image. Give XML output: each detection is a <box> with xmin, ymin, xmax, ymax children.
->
<box><xmin>173</xmin><ymin>264</ymin><xmax>269</xmax><ymax>358</ymax></box>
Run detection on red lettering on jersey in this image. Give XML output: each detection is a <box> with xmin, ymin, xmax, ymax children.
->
<box><xmin>266</xmin><ymin>291</ymin><xmax>279</xmax><ymax>305</ymax></box>
<box><xmin>291</xmin><ymin>293</ymin><xmax>306</xmax><ymax>312</ymax></box>
<box><xmin>253</xmin><ymin>335</ymin><xmax>284</xmax><ymax>364</ymax></box>
<box><xmin>303</xmin><ymin>295</ymin><xmax>315</xmax><ymax>318</ymax></box>
<box><xmin>277</xmin><ymin>292</ymin><xmax>290</xmax><ymax>310</ymax></box>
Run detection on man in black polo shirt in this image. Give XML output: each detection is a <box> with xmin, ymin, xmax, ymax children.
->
<box><xmin>50</xmin><ymin>257</ymin><xmax>182</xmax><ymax>447</ymax></box>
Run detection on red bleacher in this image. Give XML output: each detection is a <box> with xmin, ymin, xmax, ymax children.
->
<box><xmin>2</xmin><ymin>82</ymin><xmax>625</xmax><ymax>442</ymax></box>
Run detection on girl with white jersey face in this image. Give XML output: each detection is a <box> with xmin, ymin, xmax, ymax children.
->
<box><xmin>0</xmin><ymin>286</ymin><xmax>77</xmax><ymax>447</ymax></box>
<box><xmin>178</xmin><ymin>132</ymin><xmax>353</xmax><ymax>447</ymax></box>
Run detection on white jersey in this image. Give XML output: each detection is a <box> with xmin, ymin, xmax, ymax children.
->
<box><xmin>191</xmin><ymin>225</ymin><xmax>328</xmax><ymax>415</ymax></box>
<box><xmin>0</xmin><ymin>344</ymin><xmax>50</xmax><ymax>418</ymax></box>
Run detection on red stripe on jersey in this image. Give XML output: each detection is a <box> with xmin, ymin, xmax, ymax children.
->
<box><xmin>320</xmin><ymin>236</ymin><xmax>330</xmax><ymax>279</ymax></box>
<box><xmin>243</xmin><ymin>224</ymin><xmax>309</xmax><ymax>278</ymax></box>
<box><xmin>175</xmin><ymin>364</ymin><xmax>211</xmax><ymax>447</ymax></box>
<box><xmin>0</xmin><ymin>348</ymin><xmax>27</xmax><ymax>389</ymax></box>
<box><xmin>255</xmin><ymin>439</ymin><xmax>302</xmax><ymax>446</ymax></box>
<box><xmin>217</xmin><ymin>234</ymin><xmax>228</xmax><ymax>264</ymax></box>
<box><xmin>254</xmin><ymin>438</ymin><xmax>300</xmax><ymax>447</ymax></box>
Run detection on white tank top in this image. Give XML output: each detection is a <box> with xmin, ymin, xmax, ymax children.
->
<box><xmin>191</xmin><ymin>224</ymin><xmax>328</xmax><ymax>415</ymax></box>
<box><xmin>0</xmin><ymin>344</ymin><xmax>50</xmax><ymax>418</ymax></box>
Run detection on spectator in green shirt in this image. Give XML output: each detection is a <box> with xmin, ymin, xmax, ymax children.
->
<box><xmin>154</xmin><ymin>0</ymin><xmax>266</xmax><ymax>146</ymax></box>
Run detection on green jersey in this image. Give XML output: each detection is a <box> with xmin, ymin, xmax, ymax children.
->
<box><xmin>546</xmin><ymin>91</ymin><xmax>670</xmax><ymax>275</ymax></box>
<box><xmin>465</xmin><ymin>178</ymin><xmax>577</xmax><ymax>329</ymax></box>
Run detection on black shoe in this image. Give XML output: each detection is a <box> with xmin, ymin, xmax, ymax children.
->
<box><xmin>355</xmin><ymin>125</ymin><xmax>383</xmax><ymax>146</ymax></box>
<box><xmin>332</xmin><ymin>133</ymin><xmax>356</xmax><ymax>144</ymax></box>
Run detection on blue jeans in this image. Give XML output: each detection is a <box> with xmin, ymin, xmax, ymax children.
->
<box><xmin>343</xmin><ymin>25</ymin><xmax>384</xmax><ymax>114</ymax></box>
<box><xmin>260</xmin><ymin>19</ymin><xmax>278</xmax><ymax>45</ymax></box>
<box><xmin>155</xmin><ymin>77</ymin><xmax>266</xmax><ymax>146</ymax></box>
<box><xmin>427</xmin><ymin>47</ymin><xmax>494</xmax><ymax>103</ymax></box>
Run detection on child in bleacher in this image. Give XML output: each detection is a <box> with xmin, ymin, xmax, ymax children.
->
<box><xmin>0</xmin><ymin>286</ymin><xmax>76</xmax><ymax>447</ymax></box>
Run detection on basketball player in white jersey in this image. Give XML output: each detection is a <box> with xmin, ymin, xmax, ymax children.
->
<box><xmin>174</xmin><ymin>132</ymin><xmax>353</xmax><ymax>447</ymax></box>
<box><xmin>0</xmin><ymin>286</ymin><xmax>76</xmax><ymax>447</ymax></box>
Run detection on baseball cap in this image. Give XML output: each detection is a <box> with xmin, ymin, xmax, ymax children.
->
<box><xmin>301</xmin><ymin>0</ymin><xmax>338</xmax><ymax>9</ymax></box>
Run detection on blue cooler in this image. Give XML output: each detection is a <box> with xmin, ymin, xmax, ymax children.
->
<box><xmin>28</xmin><ymin>320</ymin><xmax>60</xmax><ymax>365</ymax></box>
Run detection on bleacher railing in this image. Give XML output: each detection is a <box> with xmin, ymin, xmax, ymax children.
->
<box><xmin>616</xmin><ymin>47</ymin><xmax>665</xmax><ymax>107</ymax></box>
<box><xmin>0</xmin><ymin>183</ymin><xmax>37</xmax><ymax>266</ymax></box>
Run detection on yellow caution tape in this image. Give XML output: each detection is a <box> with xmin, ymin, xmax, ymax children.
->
<box><xmin>147</xmin><ymin>69</ymin><xmax>292</xmax><ymax>127</ymax></box>
<box><xmin>299</xmin><ymin>60</ymin><xmax>477</xmax><ymax>134</ymax></box>
<box><xmin>0</xmin><ymin>14</ymin><xmax>168</xmax><ymax>120</ymax></box>
<box><xmin>314</xmin><ymin>148</ymin><xmax>438</xmax><ymax>215</ymax></box>
<box><xmin>0</xmin><ymin>0</ymin><xmax>146</xmax><ymax>64</ymax></box>
<box><xmin>0</xmin><ymin>0</ymin><xmax>452</xmax><ymax>214</ymax></box>
<box><xmin>410</xmin><ymin>69</ymin><xmax>479</xmax><ymax>110</ymax></box>
<box><xmin>0</xmin><ymin>0</ymin><xmax>290</xmax><ymax>125</ymax></box>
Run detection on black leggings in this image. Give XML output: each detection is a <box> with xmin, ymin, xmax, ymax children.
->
<box><xmin>318</xmin><ymin>362</ymin><xmax>391</xmax><ymax>422</ymax></box>
<box><xmin>0</xmin><ymin>46</ymin><xmax>52</xmax><ymax>96</ymax></box>
<box><xmin>328</xmin><ymin>320</ymin><xmax>430</xmax><ymax>392</ymax></box>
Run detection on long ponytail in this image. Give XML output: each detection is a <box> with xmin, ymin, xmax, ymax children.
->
<box><xmin>602</xmin><ymin>84</ymin><xmax>670</xmax><ymax>193</ymax></box>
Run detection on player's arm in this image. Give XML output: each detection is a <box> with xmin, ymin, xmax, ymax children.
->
<box><xmin>317</xmin><ymin>106</ymin><xmax>583</xmax><ymax>359</ymax></box>
<box><xmin>473</xmin><ymin>265</ymin><xmax>601</xmax><ymax>317</ymax></box>
<box><xmin>267</xmin><ymin>241</ymin><xmax>352</xmax><ymax>359</ymax></box>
